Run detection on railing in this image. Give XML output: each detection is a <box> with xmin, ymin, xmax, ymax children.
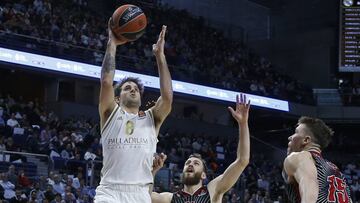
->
<box><xmin>0</xmin><ymin>150</ymin><xmax>52</xmax><ymax>178</ymax></box>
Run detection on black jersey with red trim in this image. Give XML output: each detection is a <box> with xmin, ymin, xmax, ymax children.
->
<box><xmin>171</xmin><ymin>186</ymin><xmax>210</xmax><ymax>203</ymax></box>
<box><xmin>284</xmin><ymin>151</ymin><xmax>351</xmax><ymax>203</ymax></box>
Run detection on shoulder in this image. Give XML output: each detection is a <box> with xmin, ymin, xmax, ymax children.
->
<box><xmin>154</xmin><ymin>192</ymin><xmax>173</xmax><ymax>203</ymax></box>
<box><xmin>284</xmin><ymin>151</ymin><xmax>312</xmax><ymax>175</ymax></box>
<box><xmin>285</xmin><ymin>151</ymin><xmax>311</xmax><ymax>163</ymax></box>
<box><xmin>206</xmin><ymin>184</ymin><xmax>222</xmax><ymax>202</ymax></box>
<box><xmin>162</xmin><ymin>192</ymin><xmax>173</xmax><ymax>199</ymax></box>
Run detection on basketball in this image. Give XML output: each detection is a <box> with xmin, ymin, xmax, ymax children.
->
<box><xmin>110</xmin><ymin>4</ymin><xmax>147</xmax><ymax>41</ymax></box>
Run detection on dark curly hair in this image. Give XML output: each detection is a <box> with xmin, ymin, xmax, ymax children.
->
<box><xmin>114</xmin><ymin>77</ymin><xmax>144</xmax><ymax>97</ymax></box>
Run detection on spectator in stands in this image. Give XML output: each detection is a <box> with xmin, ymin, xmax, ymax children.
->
<box><xmin>6</xmin><ymin>113</ymin><xmax>20</xmax><ymax>128</ymax></box>
<box><xmin>18</xmin><ymin>169</ymin><xmax>32</xmax><ymax>188</ymax></box>
<box><xmin>83</xmin><ymin>148</ymin><xmax>96</xmax><ymax>161</ymax></box>
<box><xmin>192</xmin><ymin>137</ymin><xmax>202</xmax><ymax>152</ymax></box>
<box><xmin>12</xmin><ymin>189</ymin><xmax>28</xmax><ymax>203</ymax></box>
<box><xmin>38</xmin><ymin>176</ymin><xmax>48</xmax><ymax>191</ymax></box>
<box><xmin>350</xmin><ymin>178</ymin><xmax>360</xmax><ymax>201</ymax></box>
<box><xmin>26</xmin><ymin>128</ymin><xmax>40</xmax><ymax>153</ymax></box>
<box><xmin>257</xmin><ymin>174</ymin><xmax>270</xmax><ymax>192</ymax></box>
<box><xmin>0</xmin><ymin>136</ymin><xmax>6</xmax><ymax>151</ymax></box>
<box><xmin>6</xmin><ymin>137</ymin><xmax>19</xmax><ymax>152</ymax></box>
<box><xmin>29</xmin><ymin>182</ymin><xmax>45</xmax><ymax>202</ymax></box>
<box><xmin>0</xmin><ymin>173</ymin><xmax>16</xmax><ymax>200</ymax></box>
<box><xmin>47</xmin><ymin>171</ymin><xmax>55</xmax><ymax>186</ymax></box>
<box><xmin>44</xmin><ymin>183</ymin><xmax>55</xmax><ymax>202</ymax></box>
<box><xmin>40</xmin><ymin>125</ymin><xmax>51</xmax><ymax>145</ymax></box>
<box><xmin>60</xmin><ymin>143</ymin><xmax>74</xmax><ymax>159</ymax></box>
<box><xmin>0</xmin><ymin>113</ymin><xmax>5</xmax><ymax>129</ymax></box>
<box><xmin>7</xmin><ymin>164</ymin><xmax>17</xmax><ymax>186</ymax></box>
<box><xmin>61</xmin><ymin>185</ymin><xmax>75</xmax><ymax>200</ymax></box>
<box><xmin>65</xmin><ymin>177</ymin><xmax>76</xmax><ymax>193</ymax></box>
<box><xmin>51</xmin><ymin>193</ymin><xmax>62</xmax><ymax>203</ymax></box>
<box><xmin>52</xmin><ymin>174</ymin><xmax>65</xmax><ymax>195</ymax></box>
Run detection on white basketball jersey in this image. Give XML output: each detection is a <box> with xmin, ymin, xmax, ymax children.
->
<box><xmin>100</xmin><ymin>105</ymin><xmax>158</xmax><ymax>185</ymax></box>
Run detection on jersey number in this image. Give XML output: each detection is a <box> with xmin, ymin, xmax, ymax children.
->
<box><xmin>327</xmin><ymin>175</ymin><xmax>349</xmax><ymax>203</ymax></box>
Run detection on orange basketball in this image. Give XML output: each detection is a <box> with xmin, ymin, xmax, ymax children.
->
<box><xmin>110</xmin><ymin>4</ymin><xmax>147</xmax><ymax>41</ymax></box>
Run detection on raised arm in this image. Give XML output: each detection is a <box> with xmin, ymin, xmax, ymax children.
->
<box><xmin>208</xmin><ymin>94</ymin><xmax>250</xmax><ymax>196</ymax></box>
<box><xmin>284</xmin><ymin>151</ymin><xmax>318</xmax><ymax>203</ymax></box>
<box><xmin>150</xmin><ymin>25</ymin><xmax>173</xmax><ymax>132</ymax></box>
<box><xmin>150</xmin><ymin>153</ymin><xmax>173</xmax><ymax>203</ymax></box>
<box><xmin>99</xmin><ymin>19</ymin><xmax>127</xmax><ymax>129</ymax></box>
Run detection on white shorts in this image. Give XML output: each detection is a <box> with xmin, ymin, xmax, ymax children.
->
<box><xmin>94</xmin><ymin>184</ymin><xmax>151</xmax><ymax>203</ymax></box>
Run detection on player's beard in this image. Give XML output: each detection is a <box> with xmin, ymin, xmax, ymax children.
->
<box><xmin>181</xmin><ymin>171</ymin><xmax>202</xmax><ymax>186</ymax></box>
<box><xmin>122</xmin><ymin>96</ymin><xmax>141</xmax><ymax>108</ymax></box>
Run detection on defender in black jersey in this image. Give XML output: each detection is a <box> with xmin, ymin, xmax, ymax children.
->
<box><xmin>283</xmin><ymin>117</ymin><xmax>352</xmax><ymax>203</ymax></box>
<box><xmin>151</xmin><ymin>94</ymin><xmax>251</xmax><ymax>203</ymax></box>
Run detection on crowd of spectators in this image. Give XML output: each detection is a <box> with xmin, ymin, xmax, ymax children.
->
<box><xmin>0</xmin><ymin>91</ymin><xmax>289</xmax><ymax>202</ymax></box>
<box><xmin>0</xmin><ymin>0</ymin><xmax>315</xmax><ymax>105</ymax></box>
<box><xmin>0</xmin><ymin>91</ymin><xmax>360</xmax><ymax>203</ymax></box>
<box><xmin>0</xmin><ymin>92</ymin><xmax>99</xmax><ymax>202</ymax></box>
<box><xmin>0</xmin><ymin>92</ymin><xmax>359</xmax><ymax>202</ymax></box>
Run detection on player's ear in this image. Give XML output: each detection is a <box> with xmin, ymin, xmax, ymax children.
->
<box><xmin>115</xmin><ymin>96</ymin><xmax>120</xmax><ymax>104</ymax></box>
<box><xmin>303</xmin><ymin>135</ymin><xmax>312</xmax><ymax>145</ymax></box>
<box><xmin>201</xmin><ymin>172</ymin><xmax>207</xmax><ymax>180</ymax></box>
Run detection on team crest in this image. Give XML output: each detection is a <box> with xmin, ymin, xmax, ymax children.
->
<box><xmin>138</xmin><ymin>111</ymin><xmax>146</xmax><ymax>119</ymax></box>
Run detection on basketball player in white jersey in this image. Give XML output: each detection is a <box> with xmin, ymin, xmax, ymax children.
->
<box><xmin>94</xmin><ymin>20</ymin><xmax>173</xmax><ymax>203</ymax></box>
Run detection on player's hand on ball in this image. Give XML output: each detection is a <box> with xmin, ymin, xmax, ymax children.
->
<box><xmin>228</xmin><ymin>94</ymin><xmax>250</xmax><ymax>124</ymax></box>
<box><xmin>107</xmin><ymin>18</ymin><xmax>127</xmax><ymax>46</ymax></box>
<box><xmin>153</xmin><ymin>25</ymin><xmax>167</xmax><ymax>56</ymax></box>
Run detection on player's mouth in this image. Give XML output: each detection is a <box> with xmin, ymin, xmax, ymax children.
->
<box><xmin>186</xmin><ymin>167</ymin><xmax>194</xmax><ymax>173</ymax></box>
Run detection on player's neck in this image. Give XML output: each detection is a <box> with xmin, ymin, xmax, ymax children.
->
<box><xmin>121</xmin><ymin>105</ymin><xmax>139</xmax><ymax>114</ymax></box>
<box><xmin>303</xmin><ymin>143</ymin><xmax>321</xmax><ymax>154</ymax></box>
<box><xmin>183</xmin><ymin>183</ymin><xmax>203</xmax><ymax>195</ymax></box>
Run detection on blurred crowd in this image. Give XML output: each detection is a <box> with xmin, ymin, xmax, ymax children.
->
<box><xmin>338</xmin><ymin>79</ymin><xmax>360</xmax><ymax>106</ymax></box>
<box><xmin>0</xmin><ymin>93</ymin><xmax>359</xmax><ymax>202</ymax></box>
<box><xmin>0</xmin><ymin>0</ymin><xmax>315</xmax><ymax>104</ymax></box>
<box><xmin>0</xmin><ymin>92</ymin><xmax>99</xmax><ymax>202</ymax></box>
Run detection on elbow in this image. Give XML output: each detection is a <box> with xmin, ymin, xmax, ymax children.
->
<box><xmin>100</xmin><ymin>78</ymin><xmax>113</xmax><ymax>87</ymax></box>
<box><xmin>236</xmin><ymin>158</ymin><xmax>249</xmax><ymax>168</ymax></box>
<box><xmin>163</xmin><ymin>92</ymin><xmax>173</xmax><ymax>104</ymax></box>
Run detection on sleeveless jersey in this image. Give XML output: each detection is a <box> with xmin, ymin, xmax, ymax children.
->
<box><xmin>284</xmin><ymin>151</ymin><xmax>351</xmax><ymax>203</ymax></box>
<box><xmin>100</xmin><ymin>105</ymin><xmax>158</xmax><ymax>185</ymax></box>
<box><xmin>171</xmin><ymin>186</ymin><xmax>211</xmax><ymax>203</ymax></box>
